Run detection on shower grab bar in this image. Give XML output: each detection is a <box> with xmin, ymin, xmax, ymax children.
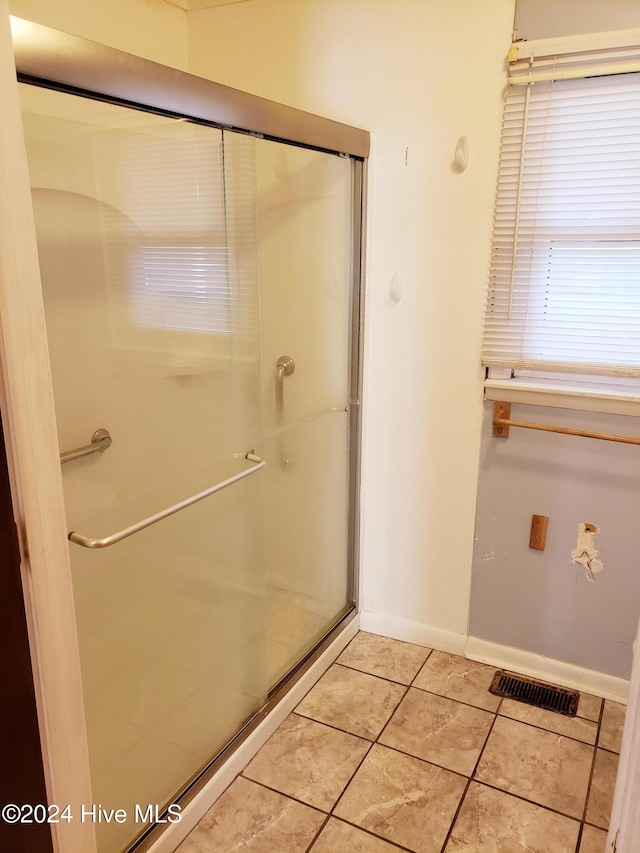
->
<box><xmin>275</xmin><ymin>356</ymin><xmax>295</xmax><ymax>423</ymax></box>
<box><xmin>68</xmin><ymin>451</ymin><xmax>265</xmax><ymax>549</ymax></box>
<box><xmin>60</xmin><ymin>428</ymin><xmax>112</xmax><ymax>464</ymax></box>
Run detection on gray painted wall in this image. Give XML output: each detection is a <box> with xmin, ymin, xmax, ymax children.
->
<box><xmin>471</xmin><ymin>1</ymin><xmax>640</xmax><ymax>682</ymax></box>
<box><xmin>515</xmin><ymin>0</ymin><xmax>640</xmax><ymax>40</ymax></box>
<box><xmin>470</xmin><ymin>402</ymin><xmax>640</xmax><ymax>679</ymax></box>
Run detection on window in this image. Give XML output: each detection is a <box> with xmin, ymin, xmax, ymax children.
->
<box><xmin>94</xmin><ymin>122</ymin><xmax>259</xmax><ymax>356</ymax></box>
<box><xmin>140</xmin><ymin>244</ymin><xmax>233</xmax><ymax>335</ymax></box>
<box><xmin>482</xmin><ymin>43</ymin><xmax>640</xmax><ymax>390</ymax></box>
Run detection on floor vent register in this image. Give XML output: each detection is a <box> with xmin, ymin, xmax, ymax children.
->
<box><xmin>489</xmin><ymin>671</ymin><xmax>579</xmax><ymax>717</ymax></box>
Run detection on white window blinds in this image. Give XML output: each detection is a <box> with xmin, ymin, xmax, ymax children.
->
<box><xmin>94</xmin><ymin>122</ymin><xmax>259</xmax><ymax>347</ymax></box>
<box><xmin>482</xmin><ymin>71</ymin><xmax>640</xmax><ymax>379</ymax></box>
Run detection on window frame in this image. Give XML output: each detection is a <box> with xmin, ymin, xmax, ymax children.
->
<box><xmin>482</xmin><ymin>32</ymin><xmax>640</xmax><ymax>412</ymax></box>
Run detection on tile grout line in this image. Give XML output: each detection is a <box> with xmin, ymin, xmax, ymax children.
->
<box><xmin>410</xmin><ymin>683</ymin><xmax>502</xmax><ymax>715</ymax></box>
<box><xmin>409</xmin><ymin>649</ymin><xmax>433</xmax><ymax>689</ymax></box>
<box><xmin>293</xmin><ymin>656</ymin><xmax>602</xmax><ymax>838</ymax></box>
<box><xmin>317</xmin><ymin>815</ymin><xmax>419</xmax><ymax>853</ymax></box>
<box><xmin>468</xmin><ymin>690</ymin><xmax>599</xmax><ymax>828</ymax></box>
<box><xmin>325</xmin><ymin>677</ymin><xmax>413</xmax><ymax>826</ymax></box>
<box><xmin>358</xmin><ymin>668</ymin><xmax>484</xmax><ymax>849</ymax></box>
<box><xmin>578</xmin><ymin>698</ymin><xmax>606</xmax><ymax>848</ymax></box>
<box><xmin>260</xmin><ymin>709</ymin><xmax>377</xmax><ymax>745</ymax></box>
<box><xmin>360</xmin><ymin>739</ymin><xmax>473</xmax><ymax>784</ymax></box>
<box><xmin>292</xmin><ymin>638</ymin><xmax>409</xmax><ymax>852</ymax></box>
<box><xmin>596</xmin><ymin>745</ymin><xmax>621</xmax><ymax>757</ymax></box>
<box><xmin>234</xmin><ymin>776</ymin><xmax>410</xmax><ymax>853</ymax></box>
<box><xmin>374</xmin><ymin>681</ymin><xmax>414</xmax><ymax>744</ymax></box>
<box><xmin>302</xmin><ymin>812</ymin><xmax>331</xmax><ymax>853</ymax></box>
<box><xmin>337</xmin><ymin>651</ymin><xmax>434</xmax><ymax>688</ymax></box>
<box><xmin>325</xmin><ymin>735</ymin><xmax>374</xmax><ymax>818</ymax></box>
<box><xmin>239</xmin><ymin>716</ymin><xmax>376</xmax><ymax>816</ymax></box>
<box><xmin>244</xmin><ymin>644</ymin><xmax>614</xmax><ymax>851</ymax></box>
<box><xmin>179</xmin><ymin>638</ymin><xmax>619</xmax><ymax>852</ymax></box>
<box><xmin>331</xmin><ymin>660</ymin><xmax>426</xmax><ymax>690</ymax></box>
<box><xmin>304</xmin><ymin>646</ymin><xmax>440</xmax><ymax>852</ymax></box>
<box><xmin>494</xmin><ymin>706</ymin><xmax>599</xmax><ymax>748</ymax></box>
<box><xmin>471</xmin><ymin>778</ymin><xmax>590</xmax><ymax>825</ymax></box>
<box><xmin>574</xmin><ymin>701</ymin><xmax>602</xmax><ymax>853</ymax></box>
<box><xmin>290</xmin><ymin>709</ymin><xmax>378</xmax><ymax>742</ymax></box>
<box><xmin>437</xmin><ymin>706</ymin><xmax>501</xmax><ymax>853</ymax></box>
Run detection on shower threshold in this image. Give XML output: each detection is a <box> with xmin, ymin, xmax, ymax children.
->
<box><xmin>128</xmin><ymin>605</ymin><xmax>358</xmax><ymax>853</ymax></box>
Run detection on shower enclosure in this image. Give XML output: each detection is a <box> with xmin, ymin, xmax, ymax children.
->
<box><xmin>7</xmin><ymin>18</ymin><xmax>368</xmax><ymax>853</ymax></box>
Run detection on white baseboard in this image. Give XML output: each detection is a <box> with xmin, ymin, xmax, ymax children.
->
<box><xmin>359</xmin><ymin>611</ymin><xmax>629</xmax><ymax>703</ymax></box>
<box><xmin>466</xmin><ymin>636</ymin><xmax>629</xmax><ymax>704</ymax></box>
<box><xmin>359</xmin><ymin>610</ymin><xmax>467</xmax><ymax>655</ymax></box>
<box><xmin>145</xmin><ymin>614</ymin><xmax>360</xmax><ymax>853</ymax></box>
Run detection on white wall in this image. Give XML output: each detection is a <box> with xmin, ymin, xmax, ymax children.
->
<box><xmin>10</xmin><ymin>0</ymin><xmax>518</xmax><ymax>651</ymax></box>
<box><xmin>9</xmin><ymin>0</ymin><xmax>188</xmax><ymax>69</ymax></box>
<box><xmin>187</xmin><ymin>0</ymin><xmax>516</xmax><ymax>643</ymax></box>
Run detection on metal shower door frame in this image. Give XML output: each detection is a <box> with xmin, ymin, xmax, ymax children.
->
<box><xmin>4</xmin><ymin>14</ymin><xmax>369</xmax><ymax>853</ymax></box>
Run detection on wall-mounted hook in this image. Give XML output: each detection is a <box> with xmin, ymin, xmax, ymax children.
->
<box><xmin>453</xmin><ymin>135</ymin><xmax>469</xmax><ymax>172</ymax></box>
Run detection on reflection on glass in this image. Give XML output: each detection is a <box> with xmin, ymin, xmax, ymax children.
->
<box><xmin>20</xmin><ymin>84</ymin><xmax>267</xmax><ymax>853</ymax></box>
<box><xmin>255</xmin><ymin>139</ymin><xmax>354</xmax><ymax>684</ymax></box>
<box><xmin>19</xmin><ymin>82</ymin><xmax>357</xmax><ymax>853</ymax></box>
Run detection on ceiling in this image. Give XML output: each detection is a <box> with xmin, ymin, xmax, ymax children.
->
<box><xmin>163</xmin><ymin>0</ymin><xmax>251</xmax><ymax>11</ymax></box>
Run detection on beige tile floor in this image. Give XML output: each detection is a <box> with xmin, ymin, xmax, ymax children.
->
<box><xmin>176</xmin><ymin>631</ymin><xmax>625</xmax><ymax>853</ymax></box>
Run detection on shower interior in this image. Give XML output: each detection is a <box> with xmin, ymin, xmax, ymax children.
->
<box><xmin>18</xmin><ymin>63</ymin><xmax>363</xmax><ymax>853</ymax></box>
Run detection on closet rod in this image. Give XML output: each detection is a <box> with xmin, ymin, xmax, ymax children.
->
<box><xmin>492</xmin><ymin>401</ymin><xmax>640</xmax><ymax>446</ymax></box>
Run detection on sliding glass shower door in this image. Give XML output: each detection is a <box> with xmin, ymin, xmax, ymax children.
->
<box><xmin>19</xmin><ymin>81</ymin><xmax>357</xmax><ymax>853</ymax></box>
<box><xmin>254</xmin><ymin>138</ymin><xmax>355</xmax><ymax>686</ymax></box>
<box><xmin>20</xmin><ymin>83</ymin><xmax>270</xmax><ymax>853</ymax></box>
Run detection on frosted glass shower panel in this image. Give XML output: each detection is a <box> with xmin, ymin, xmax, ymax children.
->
<box><xmin>19</xmin><ymin>85</ymin><xmax>268</xmax><ymax>853</ymax></box>
<box><xmin>255</xmin><ymin>138</ymin><xmax>355</xmax><ymax>680</ymax></box>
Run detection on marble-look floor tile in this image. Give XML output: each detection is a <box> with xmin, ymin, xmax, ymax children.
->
<box><xmin>578</xmin><ymin>693</ymin><xmax>603</xmax><ymax>723</ymax></box>
<box><xmin>379</xmin><ymin>688</ymin><xmax>494</xmax><ymax>776</ymax></box>
<box><xmin>599</xmin><ymin>701</ymin><xmax>625</xmax><ymax>753</ymax></box>
<box><xmin>334</xmin><ymin>743</ymin><xmax>466</xmax><ymax>853</ymax></box>
<box><xmin>499</xmin><ymin>698</ymin><xmax>598</xmax><ymax>745</ymax></box>
<box><xmin>175</xmin><ymin>776</ymin><xmax>325</xmax><ymax>852</ymax></box>
<box><xmin>243</xmin><ymin>714</ymin><xmax>370</xmax><ymax>810</ymax></box>
<box><xmin>412</xmin><ymin>651</ymin><xmax>501</xmax><ymax>712</ymax></box>
<box><xmin>579</xmin><ymin>824</ymin><xmax>608</xmax><ymax>853</ymax></box>
<box><xmin>337</xmin><ymin>632</ymin><xmax>431</xmax><ymax>685</ymax></box>
<box><xmin>475</xmin><ymin>716</ymin><xmax>593</xmax><ymax>818</ymax></box>
<box><xmin>586</xmin><ymin>749</ymin><xmax>619</xmax><ymax>829</ymax></box>
<box><xmin>296</xmin><ymin>665</ymin><xmax>405</xmax><ymax>740</ymax></box>
<box><xmin>444</xmin><ymin>782</ymin><xmax>580</xmax><ymax>853</ymax></box>
<box><xmin>310</xmin><ymin>818</ymin><xmax>406</xmax><ymax>852</ymax></box>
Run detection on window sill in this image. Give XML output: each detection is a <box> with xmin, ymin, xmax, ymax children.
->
<box><xmin>484</xmin><ymin>377</ymin><xmax>640</xmax><ymax>417</ymax></box>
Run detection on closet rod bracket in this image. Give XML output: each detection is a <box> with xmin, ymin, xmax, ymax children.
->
<box><xmin>493</xmin><ymin>401</ymin><xmax>511</xmax><ymax>438</ymax></box>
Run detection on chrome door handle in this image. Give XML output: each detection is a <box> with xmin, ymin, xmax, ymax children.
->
<box><xmin>68</xmin><ymin>451</ymin><xmax>265</xmax><ymax>549</ymax></box>
<box><xmin>275</xmin><ymin>355</ymin><xmax>295</xmax><ymax>423</ymax></box>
